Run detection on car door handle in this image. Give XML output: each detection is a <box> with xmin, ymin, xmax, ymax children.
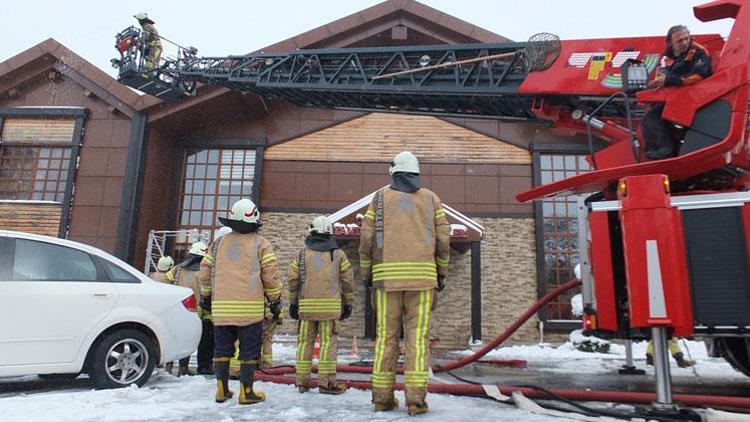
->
<box><xmin>91</xmin><ymin>293</ymin><xmax>111</xmax><ymax>299</ymax></box>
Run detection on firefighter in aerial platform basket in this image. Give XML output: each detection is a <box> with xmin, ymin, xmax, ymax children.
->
<box><xmin>163</xmin><ymin>242</ymin><xmax>207</xmax><ymax>376</ymax></box>
<box><xmin>359</xmin><ymin>151</ymin><xmax>451</xmax><ymax>416</ymax></box>
<box><xmin>288</xmin><ymin>215</ymin><xmax>354</xmax><ymax>394</ymax></box>
<box><xmin>133</xmin><ymin>12</ymin><xmax>162</xmax><ymax>69</ymax></box>
<box><xmin>149</xmin><ymin>255</ymin><xmax>174</xmax><ymax>283</ymax></box>
<box><xmin>200</xmin><ymin>199</ymin><xmax>282</xmax><ymax>405</ymax></box>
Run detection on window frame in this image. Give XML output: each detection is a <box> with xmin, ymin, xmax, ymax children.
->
<box><xmin>170</xmin><ymin>139</ymin><xmax>265</xmax><ymax>255</ymax></box>
<box><xmin>0</xmin><ymin>108</ymin><xmax>87</xmax><ymax>238</ymax></box>
<box><xmin>532</xmin><ymin>143</ymin><xmax>591</xmax><ymax>331</ymax></box>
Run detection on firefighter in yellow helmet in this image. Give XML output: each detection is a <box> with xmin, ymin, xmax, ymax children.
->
<box><xmin>200</xmin><ymin>199</ymin><xmax>282</xmax><ymax>405</ymax></box>
<box><xmin>165</xmin><ymin>242</ymin><xmax>208</xmax><ymax>376</ymax></box>
<box><xmin>149</xmin><ymin>255</ymin><xmax>174</xmax><ymax>283</ymax></box>
<box><xmin>359</xmin><ymin>151</ymin><xmax>450</xmax><ymax>415</ymax></box>
<box><xmin>288</xmin><ymin>216</ymin><xmax>354</xmax><ymax>394</ymax></box>
<box><xmin>133</xmin><ymin>12</ymin><xmax>162</xmax><ymax>69</ymax></box>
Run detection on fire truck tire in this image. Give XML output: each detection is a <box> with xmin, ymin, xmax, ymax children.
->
<box><xmin>716</xmin><ymin>337</ymin><xmax>750</xmax><ymax>377</ymax></box>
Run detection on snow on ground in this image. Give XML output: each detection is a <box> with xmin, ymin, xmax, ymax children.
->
<box><xmin>0</xmin><ymin>373</ymin><xmax>559</xmax><ymax>422</ymax></box>
<box><xmin>2</xmin><ymin>336</ymin><xmax>747</xmax><ymax>421</ymax></box>
<box><xmin>456</xmin><ymin>338</ymin><xmax>746</xmax><ymax>379</ymax></box>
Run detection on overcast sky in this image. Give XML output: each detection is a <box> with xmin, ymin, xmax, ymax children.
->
<box><xmin>0</xmin><ymin>0</ymin><xmax>734</xmax><ymax>77</ymax></box>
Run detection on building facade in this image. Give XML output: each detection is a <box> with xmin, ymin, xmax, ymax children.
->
<box><xmin>0</xmin><ymin>0</ymin><xmax>593</xmax><ymax>345</ymax></box>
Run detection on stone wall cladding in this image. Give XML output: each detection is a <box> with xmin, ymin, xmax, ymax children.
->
<box><xmin>261</xmin><ymin>212</ymin><xmax>538</xmax><ymax>346</ymax></box>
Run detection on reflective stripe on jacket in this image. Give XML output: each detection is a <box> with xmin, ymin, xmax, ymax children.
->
<box><xmin>200</xmin><ymin>232</ymin><xmax>282</xmax><ymax>326</ymax></box>
<box><xmin>288</xmin><ymin>248</ymin><xmax>353</xmax><ymax>320</ymax></box>
<box><xmin>359</xmin><ymin>187</ymin><xmax>451</xmax><ymax>291</ymax></box>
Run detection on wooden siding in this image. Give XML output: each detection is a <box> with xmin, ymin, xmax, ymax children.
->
<box><xmin>0</xmin><ymin>202</ymin><xmax>61</xmax><ymax>236</ymax></box>
<box><xmin>1</xmin><ymin>118</ymin><xmax>76</xmax><ymax>145</ymax></box>
<box><xmin>265</xmin><ymin>113</ymin><xmax>531</xmax><ymax>164</ymax></box>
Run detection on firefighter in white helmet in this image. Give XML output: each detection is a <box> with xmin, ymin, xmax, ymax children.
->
<box><xmin>149</xmin><ymin>255</ymin><xmax>174</xmax><ymax>283</ymax></box>
<box><xmin>359</xmin><ymin>151</ymin><xmax>450</xmax><ymax>415</ymax></box>
<box><xmin>288</xmin><ymin>216</ymin><xmax>354</xmax><ymax>394</ymax></box>
<box><xmin>133</xmin><ymin>12</ymin><xmax>162</xmax><ymax>70</ymax></box>
<box><xmin>200</xmin><ymin>199</ymin><xmax>282</xmax><ymax>405</ymax></box>
<box><xmin>164</xmin><ymin>242</ymin><xmax>208</xmax><ymax>376</ymax></box>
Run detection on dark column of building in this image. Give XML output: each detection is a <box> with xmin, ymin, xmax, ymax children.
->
<box><xmin>115</xmin><ymin>112</ymin><xmax>148</xmax><ymax>262</ymax></box>
<box><xmin>471</xmin><ymin>240</ymin><xmax>482</xmax><ymax>341</ymax></box>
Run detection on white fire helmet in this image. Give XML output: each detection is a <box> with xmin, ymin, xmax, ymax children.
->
<box><xmin>133</xmin><ymin>12</ymin><xmax>153</xmax><ymax>22</ymax></box>
<box><xmin>157</xmin><ymin>255</ymin><xmax>174</xmax><ymax>272</ymax></box>
<box><xmin>228</xmin><ymin>198</ymin><xmax>260</xmax><ymax>224</ymax></box>
<box><xmin>389</xmin><ymin>151</ymin><xmax>420</xmax><ymax>175</ymax></box>
<box><xmin>309</xmin><ymin>216</ymin><xmax>333</xmax><ymax>235</ymax></box>
<box><xmin>215</xmin><ymin>226</ymin><xmax>232</xmax><ymax>239</ymax></box>
<box><xmin>189</xmin><ymin>241</ymin><xmax>208</xmax><ymax>257</ymax></box>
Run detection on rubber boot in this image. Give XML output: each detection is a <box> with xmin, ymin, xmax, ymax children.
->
<box><xmin>178</xmin><ymin>357</ymin><xmax>197</xmax><ymax>376</ymax></box>
<box><xmin>646</xmin><ymin>354</ymin><xmax>653</xmax><ymax>366</ymax></box>
<box><xmin>407</xmin><ymin>401</ymin><xmax>429</xmax><ymax>416</ymax></box>
<box><xmin>319</xmin><ymin>381</ymin><xmax>348</xmax><ymax>395</ymax></box>
<box><xmin>165</xmin><ymin>362</ymin><xmax>174</xmax><ymax>375</ymax></box>
<box><xmin>239</xmin><ymin>361</ymin><xmax>266</xmax><ymax>405</ymax></box>
<box><xmin>374</xmin><ymin>397</ymin><xmax>399</xmax><ymax>412</ymax></box>
<box><xmin>673</xmin><ymin>352</ymin><xmax>696</xmax><ymax>368</ymax></box>
<box><xmin>214</xmin><ymin>358</ymin><xmax>234</xmax><ymax>403</ymax></box>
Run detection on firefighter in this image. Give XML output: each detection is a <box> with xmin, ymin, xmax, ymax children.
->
<box><xmin>149</xmin><ymin>255</ymin><xmax>174</xmax><ymax>283</ymax></box>
<box><xmin>164</xmin><ymin>242</ymin><xmax>208</xmax><ymax>376</ymax></box>
<box><xmin>359</xmin><ymin>151</ymin><xmax>450</xmax><ymax>415</ymax></box>
<box><xmin>646</xmin><ymin>338</ymin><xmax>696</xmax><ymax>368</ymax></box>
<box><xmin>200</xmin><ymin>198</ymin><xmax>282</xmax><ymax>405</ymax></box>
<box><xmin>288</xmin><ymin>216</ymin><xmax>354</xmax><ymax>394</ymax></box>
<box><xmin>133</xmin><ymin>12</ymin><xmax>162</xmax><ymax>69</ymax></box>
<box><xmin>642</xmin><ymin>25</ymin><xmax>712</xmax><ymax>160</ymax></box>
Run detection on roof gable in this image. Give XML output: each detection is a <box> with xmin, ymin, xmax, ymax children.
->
<box><xmin>0</xmin><ymin>38</ymin><xmax>160</xmax><ymax>116</ymax></box>
<box><xmin>265</xmin><ymin>112</ymin><xmax>531</xmax><ymax>164</ymax></box>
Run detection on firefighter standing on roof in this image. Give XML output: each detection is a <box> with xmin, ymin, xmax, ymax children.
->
<box><xmin>288</xmin><ymin>216</ymin><xmax>354</xmax><ymax>395</ymax></box>
<box><xmin>133</xmin><ymin>12</ymin><xmax>162</xmax><ymax>69</ymax></box>
<box><xmin>359</xmin><ymin>151</ymin><xmax>451</xmax><ymax>416</ymax></box>
<box><xmin>200</xmin><ymin>199</ymin><xmax>282</xmax><ymax>405</ymax></box>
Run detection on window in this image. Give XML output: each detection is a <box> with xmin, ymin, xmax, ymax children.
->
<box><xmin>538</xmin><ymin>154</ymin><xmax>591</xmax><ymax>321</ymax></box>
<box><xmin>12</xmin><ymin>239</ymin><xmax>98</xmax><ymax>281</ymax></box>
<box><xmin>176</xmin><ymin>148</ymin><xmax>258</xmax><ymax>248</ymax></box>
<box><xmin>101</xmin><ymin>259</ymin><xmax>140</xmax><ymax>283</ymax></box>
<box><xmin>0</xmin><ymin>146</ymin><xmax>71</xmax><ymax>201</ymax></box>
<box><xmin>0</xmin><ymin>117</ymin><xmax>76</xmax><ymax>202</ymax></box>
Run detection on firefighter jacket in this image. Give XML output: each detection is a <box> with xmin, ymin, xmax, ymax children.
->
<box><xmin>199</xmin><ymin>232</ymin><xmax>282</xmax><ymax>326</ymax></box>
<box><xmin>149</xmin><ymin>271</ymin><xmax>170</xmax><ymax>283</ymax></box>
<box><xmin>167</xmin><ymin>256</ymin><xmax>210</xmax><ymax>320</ymax></box>
<box><xmin>661</xmin><ymin>41</ymin><xmax>712</xmax><ymax>87</ymax></box>
<box><xmin>140</xmin><ymin>22</ymin><xmax>160</xmax><ymax>44</ymax></box>
<box><xmin>359</xmin><ymin>186</ymin><xmax>451</xmax><ymax>291</ymax></box>
<box><xmin>288</xmin><ymin>235</ymin><xmax>354</xmax><ymax>320</ymax></box>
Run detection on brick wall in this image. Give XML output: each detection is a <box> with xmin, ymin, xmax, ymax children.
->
<box><xmin>261</xmin><ymin>212</ymin><xmax>539</xmax><ymax>346</ymax></box>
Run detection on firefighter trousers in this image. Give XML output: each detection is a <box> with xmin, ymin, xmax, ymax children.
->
<box><xmin>262</xmin><ymin>317</ymin><xmax>277</xmax><ymax>368</ymax></box>
<box><xmin>296</xmin><ymin>319</ymin><xmax>339</xmax><ymax>388</ymax></box>
<box><xmin>372</xmin><ymin>288</ymin><xmax>432</xmax><ymax>406</ymax></box>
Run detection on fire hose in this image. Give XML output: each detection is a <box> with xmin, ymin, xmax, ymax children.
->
<box><xmin>256</xmin><ymin>279</ymin><xmax>750</xmax><ymax>412</ymax></box>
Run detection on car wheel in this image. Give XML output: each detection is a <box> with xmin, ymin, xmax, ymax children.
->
<box><xmin>38</xmin><ymin>373</ymin><xmax>80</xmax><ymax>380</ymax></box>
<box><xmin>89</xmin><ymin>329</ymin><xmax>156</xmax><ymax>389</ymax></box>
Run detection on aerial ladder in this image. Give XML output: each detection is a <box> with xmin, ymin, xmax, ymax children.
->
<box><xmin>114</xmin><ymin>0</ymin><xmax>750</xmax><ymax>408</ymax></box>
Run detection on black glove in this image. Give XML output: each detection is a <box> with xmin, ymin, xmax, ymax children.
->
<box><xmin>363</xmin><ymin>274</ymin><xmax>372</xmax><ymax>289</ymax></box>
<box><xmin>269</xmin><ymin>301</ymin><xmax>282</xmax><ymax>321</ymax></box>
<box><xmin>340</xmin><ymin>304</ymin><xmax>352</xmax><ymax>321</ymax></box>
<box><xmin>437</xmin><ymin>275</ymin><xmax>446</xmax><ymax>292</ymax></box>
<box><xmin>200</xmin><ymin>296</ymin><xmax>212</xmax><ymax>312</ymax></box>
<box><xmin>289</xmin><ymin>303</ymin><xmax>299</xmax><ymax>320</ymax></box>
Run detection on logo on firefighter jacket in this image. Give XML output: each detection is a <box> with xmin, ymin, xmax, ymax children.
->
<box><xmin>566</xmin><ymin>51</ymin><xmax>660</xmax><ymax>89</ymax></box>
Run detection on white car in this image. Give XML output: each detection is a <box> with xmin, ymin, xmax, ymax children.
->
<box><xmin>0</xmin><ymin>230</ymin><xmax>201</xmax><ymax>389</ymax></box>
